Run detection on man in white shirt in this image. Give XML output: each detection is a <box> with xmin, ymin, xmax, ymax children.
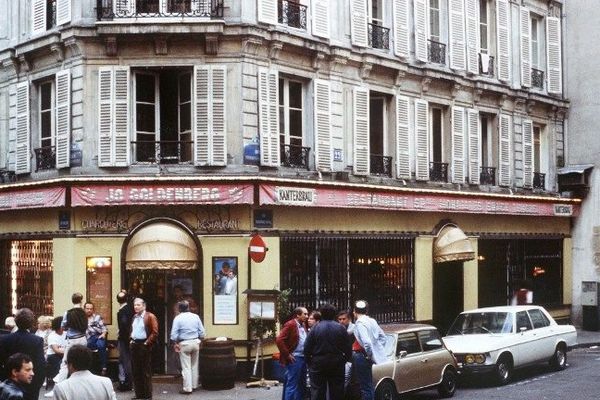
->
<box><xmin>170</xmin><ymin>300</ymin><xmax>205</xmax><ymax>394</ymax></box>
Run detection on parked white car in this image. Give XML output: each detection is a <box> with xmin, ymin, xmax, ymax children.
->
<box><xmin>442</xmin><ymin>305</ymin><xmax>577</xmax><ymax>385</ymax></box>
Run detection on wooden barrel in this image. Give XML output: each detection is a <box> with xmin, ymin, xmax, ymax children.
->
<box><xmin>198</xmin><ymin>338</ymin><xmax>237</xmax><ymax>390</ymax></box>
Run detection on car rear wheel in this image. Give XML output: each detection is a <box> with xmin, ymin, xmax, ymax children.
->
<box><xmin>375</xmin><ymin>379</ymin><xmax>397</xmax><ymax>400</ymax></box>
<box><xmin>494</xmin><ymin>356</ymin><xmax>513</xmax><ymax>386</ymax></box>
<box><xmin>550</xmin><ymin>344</ymin><xmax>567</xmax><ymax>371</ymax></box>
<box><xmin>437</xmin><ymin>368</ymin><xmax>457</xmax><ymax>398</ymax></box>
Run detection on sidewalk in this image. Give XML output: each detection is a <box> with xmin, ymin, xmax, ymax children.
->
<box><xmin>573</xmin><ymin>326</ymin><xmax>600</xmax><ymax>348</ymax></box>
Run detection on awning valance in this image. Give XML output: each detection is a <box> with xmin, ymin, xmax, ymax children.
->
<box><xmin>433</xmin><ymin>225</ymin><xmax>475</xmax><ymax>263</ymax></box>
<box><xmin>125</xmin><ymin>222</ymin><xmax>198</xmax><ymax>270</ymax></box>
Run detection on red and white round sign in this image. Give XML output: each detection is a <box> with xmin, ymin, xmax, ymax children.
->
<box><xmin>249</xmin><ymin>234</ymin><xmax>268</xmax><ymax>263</ymax></box>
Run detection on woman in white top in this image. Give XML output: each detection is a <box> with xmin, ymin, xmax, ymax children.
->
<box><xmin>46</xmin><ymin>316</ymin><xmax>67</xmax><ymax>391</ymax></box>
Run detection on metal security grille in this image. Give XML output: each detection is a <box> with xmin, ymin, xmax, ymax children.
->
<box><xmin>281</xmin><ymin>236</ymin><xmax>414</xmax><ymax>323</ymax></box>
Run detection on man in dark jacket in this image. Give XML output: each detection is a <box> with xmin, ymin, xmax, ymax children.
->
<box><xmin>0</xmin><ymin>353</ymin><xmax>34</xmax><ymax>400</ymax></box>
<box><xmin>275</xmin><ymin>307</ymin><xmax>308</xmax><ymax>400</ymax></box>
<box><xmin>116</xmin><ymin>290</ymin><xmax>133</xmax><ymax>391</ymax></box>
<box><xmin>304</xmin><ymin>304</ymin><xmax>352</xmax><ymax>400</ymax></box>
<box><xmin>0</xmin><ymin>309</ymin><xmax>46</xmax><ymax>400</ymax></box>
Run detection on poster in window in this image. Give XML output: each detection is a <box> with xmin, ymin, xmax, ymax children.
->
<box><xmin>86</xmin><ymin>257</ymin><xmax>112</xmax><ymax>325</ymax></box>
<box><xmin>213</xmin><ymin>256</ymin><xmax>238</xmax><ymax>324</ymax></box>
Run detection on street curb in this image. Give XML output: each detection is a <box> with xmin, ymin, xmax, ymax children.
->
<box><xmin>570</xmin><ymin>342</ymin><xmax>600</xmax><ymax>350</ymax></box>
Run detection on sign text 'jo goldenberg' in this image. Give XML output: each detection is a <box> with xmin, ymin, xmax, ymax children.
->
<box><xmin>71</xmin><ymin>184</ymin><xmax>254</xmax><ymax>206</ymax></box>
<box><xmin>275</xmin><ymin>187</ymin><xmax>316</xmax><ymax>206</ymax></box>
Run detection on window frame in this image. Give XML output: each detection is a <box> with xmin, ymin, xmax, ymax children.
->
<box><xmin>38</xmin><ymin>80</ymin><xmax>55</xmax><ymax>149</ymax></box>
<box><xmin>278</xmin><ymin>76</ymin><xmax>305</xmax><ymax>148</ymax></box>
<box><xmin>429</xmin><ymin>0</ymin><xmax>442</xmax><ymax>42</ymax></box>
<box><xmin>530</xmin><ymin>14</ymin><xmax>543</xmax><ymax>69</ymax></box>
<box><xmin>369</xmin><ymin>95</ymin><xmax>388</xmax><ymax>157</ymax></box>
<box><xmin>430</xmin><ymin>106</ymin><xmax>444</xmax><ymax>163</ymax></box>
<box><xmin>368</xmin><ymin>0</ymin><xmax>384</xmax><ymax>26</ymax></box>
<box><xmin>479</xmin><ymin>0</ymin><xmax>489</xmax><ymax>53</ymax></box>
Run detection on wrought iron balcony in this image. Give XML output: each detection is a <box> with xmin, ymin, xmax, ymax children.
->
<box><xmin>479</xmin><ymin>53</ymin><xmax>494</xmax><ymax>77</ymax></box>
<box><xmin>0</xmin><ymin>170</ymin><xmax>16</xmax><ymax>183</ymax></box>
<box><xmin>480</xmin><ymin>166</ymin><xmax>496</xmax><ymax>185</ymax></box>
<box><xmin>370</xmin><ymin>154</ymin><xmax>393</xmax><ymax>177</ymax></box>
<box><xmin>96</xmin><ymin>0</ymin><xmax>224</xmax><ymax>20</ymax></box>
<box><xmin>368</xmin><ymin>23</ymin><xmax>390</xmax><ymax>50</ymax></box>
<box><xmin>531</xmin><ymin>68</ymin><xmax>544</xmax><ymax>89</ymax></box>
<box><xmin>533</xmin><ymin>172</ymin><xmax>545</xmax><ymax>190</ymax></box>
<box><xmin>278</xmin><ymin>0</ymin><xmax>307</xmax><ymax>30</ymax></box>
<box><xmin>429</xmin><ymin>162</ymin><xmax>448</xmax><ymax>182</ymax></box>
<box><xmin>280</xmin><ymin>143</ymin><xmax>310</xmax><ymax>170</ymax></box>
<box><xmin>34</xmin><ymin>146</ymin><xmax>56</xmax><ymax>172</ymax></box>
<box><xmin>132</xmin><ymin>140</ymin><xmax>193</xmax><ymax>164</ymax></box>
<box><xmin>428</xmin><ymin>40</ymin><xmax>446</xmax><ymax>65</ymax></box>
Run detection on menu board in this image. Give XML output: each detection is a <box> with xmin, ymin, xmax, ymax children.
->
<box><xmin>86</xmin><ymin>257</ymin><xmax>112</xmax><ymax>325</ymax></box>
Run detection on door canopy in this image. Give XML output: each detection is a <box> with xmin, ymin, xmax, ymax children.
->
<box><xmin>125</xmin><ymin>222</ymin><xmax>198</xmax><ymax>270</ymax></box>
<box><xmin>433</xmin><ymin>224</ymin><xmax>475</xmax><ymax>263</ymax></box>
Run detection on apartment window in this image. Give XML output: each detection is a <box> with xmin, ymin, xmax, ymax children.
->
<box><xmin>431</xmin><ymin>107</ymin><xmax>443</xmax><ymax>163</ymax></box>
<box><xmin>429</xmin><ymin>0</ymin><xmax>441</xmax><ymax>42</ymax></box>
<box><xmin>479</xmin><ymin>0</ymin><xmax>488</xmax><ymax>53</ymax></box>
<box><xmin>39</xmin><ymin>81</ymin><xmax>54</xmax><ymax>149</ymax></box>
<box><xmin>278</xmin><ymin>0</ymin><xmax>308</xmax><ymax>30</ymax></box>
<box><xmin>369</xmin><ymin>0</ymin><xmax>384</xmax><ymax>26</ymax></box>
<box><xmin>279</xmin><ymin>77</ymin><xmax>308</xmax><ymax>168</ymax></box>
<box><xmin>533</xmin><ymin>126</ymin><xmax>541</xmax><ymax>173</ymax></box>
<box><xmin>369</xmin><ymin>96</ymin><xmax>392</xmax><ymax>177</ymax></box>
<box><xmin>531</xmin><ymin>17</ymin><xmax>540</xmax><ymax>68</ymax></box>
<box><xmin>480</xmin><ymin>113</ymin><xmax>496</xmax><ymax>185</ymax></box>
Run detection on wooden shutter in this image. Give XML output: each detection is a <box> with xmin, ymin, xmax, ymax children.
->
<box><xmin>522</xmin><ymin>119</ymin><xmax>533</xmax><ymax>188</ymax></box>
<box><xmin>467</xmin><ymin>109</ymin><xmax>480</xmax><ymax>184</ymax></box>
<box><xmin>449</xmin><ymin>0</ymin><xmax>466</xmax><ymax>70</ymax></box>
<box><xmin>498</xmin><ymin>113</ymin><xmax>512</xmax><ymax>186</ymax></box>
<box><xmin>56</xmin><ymin>0</ymin><xmax>72</xmax><ymax>26</ymax></box>
<box><xmin>520</xmin><ymin>7</ymin><xmax>532</xmax><ymax>87</ymax></box>
<box><xmin>32</xmin><ymin>0</ymin><xmax>46</xmax><ymax>35</ymax></box>
<box><xmin>395</xmin><ymin>95</ymin><xmax>411</xmax><ymax>179</ymax></box>
<box><xmin>547</xmin><ymin>17</ymin><xmax>562</xmax><ymax>94</ymax></box>
<box><xmin>211</xmin><ymin>66</ymin><xmax>227</xmax><ymax>166</ymax></box>
<box><xmin>312</xmin><ymin>0</ymin><xmax>330</xmax><ymax>39</ymax></box>
<box><xmin>393</xmin><ymin>0</ymin><xmax>410</xmax><ymax>58</ymax></box>
<box><xmin>15</xmin><ymin>82</ymin><xmax>30</xmax><ymax>174</ymax></box>
<box><xmin>98</xmin><ymin>67</ymin><xmax>113</xmax><ymax>167</ymax></box>
<box><xmin>414</xmin><ymin>0</ymin><xmax>428</xmax><ymax>62</ymax></box>
<box><xmin>258</xmin><ymin>0</ymin><xmax>278</xmax><ymax>25</ymax></box>
<box><xmin>451</xmin><ymin>106</ymin><xmax>465</xmax><ymax>183</ymax></box>
<box><xmin>414</xmin><ymin>99</ymin><xmax>429</xmax><ymax>181</ymax></box>
<box><xmin>350</xmin><ymin>0</ymin><xmax>368</xmax><ymax>47</ymax></box>
<box><xmin>353</xmin><ymin>87</ymin><xmax>369</xmax><ymax>176</ymax></box>
<box><xmin>194</xmin><ymin>67</ymin><xmax>210</xmax><ymax>165</ymax></box>
<box><xmin>258</xmin><ymin>68</ymin><xmax>279</xmax><ymax>167</ymax></box>
<box><xmin>496</xmin><ymin>0</ymin><xmax>511</xmax><ymax>82</ymax></box>
<box><xmin>113</xmin><ymin>67</ymin><xmax>130</xmax><ymax>166</ymax></box>
<box><xmin>314</xmin><ymin>79</ymin><xmax>332</xmax><ymax>171</ymax></box>
<box><xmin>465</xmin><ymin>0</ymin><xmax>480</xmax><ymax>74</ymax></box>
<box><xmin>55</xmin><ymin>70</ymin><xmax>71</xmax><ymax>169</ymax></box>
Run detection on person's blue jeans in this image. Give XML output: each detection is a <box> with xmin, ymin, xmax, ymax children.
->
<box><xmin>87</xmin><ymin>335</ymin><xmax>108</xmax><ymax>371</ymax></box>
<box><xmin>352</xmin><ymin>352</ymin><xmax>374</xmax><ymax>400</ymax></box>
<box><xmin>283</xmin><ymin>355</ymin><xmax>306</xmax><ymax>400</ymax></box>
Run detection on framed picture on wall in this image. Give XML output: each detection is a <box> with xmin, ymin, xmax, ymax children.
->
<box><xmin>213</xmin><ymin>256</ymin><xmax>238</xmax><ymax>324</ymax></box>
<box><xmin>86</xmin><ymin>256</ymin><xmax>112</xmax><ymax>325</ymax></box>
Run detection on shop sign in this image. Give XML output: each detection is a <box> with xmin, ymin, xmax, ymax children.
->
<box><xmin>0</xmin><ymin>187</ymin><xmax>65</xmax><ymax>210</ymax></box>
<box><xmin>198</xmin><ymin>218</ymin><xmax>240</xmax><ymax>231</ymax></box>
<box><xmin>254</xmin><ymin>209</ymin><xmax>273</xmax><ymax>228</ymax></box>
<box><xmin>259</xmin><ymin>185</ymin><xmax>579</xmax><ymax>217</ymax></box>
<box><xmin>81</xmin><ymin>219</ymin><xmax>128</xmax><ymax>231</ymax></box>
<box><xmin>71</xmin><ymin>184</ymin><xmax>254</xmax><ymax>206</ymax></box>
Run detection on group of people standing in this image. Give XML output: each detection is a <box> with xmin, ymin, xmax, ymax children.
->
<box><xmin>276</xmin><ymin>300</ymin><xmax>387</xmax><ymax>400</ymax></box>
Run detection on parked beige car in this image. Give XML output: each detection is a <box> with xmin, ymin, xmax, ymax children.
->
<box><xmin>372</xmin><ymin>323</ymin><xmax>459</xmax><ymax>400</ymax></box>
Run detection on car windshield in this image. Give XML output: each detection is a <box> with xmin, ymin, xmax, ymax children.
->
<box><xmin>447</xmin><ymin>312</ymin><xmax>513</xmax><ymax>335</ymax></box>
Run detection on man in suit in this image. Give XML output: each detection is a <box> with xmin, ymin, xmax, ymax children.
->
<box><xmin>0</xmin><ymin>308</ymin><xmax>46</xmax><ymax>400</ymax></box>
<box><xmin>116</xmin><ymin>290</ymin><xmax>133</xmax><ymax>391</ymax></box>
<box><xmin>130</xmin><ymin>298</ymin><xmax>158</xmax><ymax>400</ymax></box>
<box><xmin>53</xmin><ymin>344</ymin><xmax>116</xmax><ymax>400</ymax></box>
<box><xmin>0</xmin><ymin>353</ymin><xmax>34</xmax><ymax>400</ymax></box>
<box><xmin>275</xmin><ymin>307</ymin><xmax>308</xmax><ymax>400</ymax></box>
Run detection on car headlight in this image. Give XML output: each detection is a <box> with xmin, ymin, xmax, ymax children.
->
<box><xmin>464</xmin><ymin>354</ymin><xmax>486</xmax><ymax>364</ymax></box>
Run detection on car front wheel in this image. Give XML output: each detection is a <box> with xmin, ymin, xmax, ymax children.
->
<box><xmin>437</xmin><ymin>368</ymin><xmax>457</xmax><ymax>398</ymax></box>
<box><xmin>550</xmin><ymin>344</ymin><xmax>567</xmax><ymax>371</ymax></box>
<box><xmin>375</xmin><ymin>379</ymin><xmax>397</xmax><ymax>400</ymax></box>
<box><xmin>494</xmin><ymin>356</ymin><xmax>513</xmax><ymax>385</ymax></box>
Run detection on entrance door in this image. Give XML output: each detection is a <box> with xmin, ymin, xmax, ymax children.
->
<box><xmin>433</xmin><ymin>261</ymin><xmax>463</xmax><ymax>335</ymax></box>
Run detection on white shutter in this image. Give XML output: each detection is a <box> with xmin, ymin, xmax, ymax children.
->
<box><xmin>451</xmin><ymin>106</ymin><xmax>465</xmax><ymax>183</ymax></box>
<box><xmin>98</xmin><ymin>67</ymin><xmax>113</xmax><ymax>167</ymax></box>
<box><xmin>32</xmin><ymin>0</ymin><xmax>46</xmax><ymax>35</ymax></box>
<box><xmin>258</xmin><ymin>68</ymin><xmax>280</xmax><ymax>167</ymax></box>
<box><xmin>547</xmin><ymin>17</ymin><xmax>562</xmax><ymax>94</ymax></box>
<box><xmin>353</xmin><ymin>87</ymin><xmax>369</xmax><ymax>176</ymax></box>
<box><xmin>97</xmin><ymin>67</ymin><xmax>129</xmax><ymax>168</ymax></box>
<box><xmin>414</xmin><ymin>99</ymin><xmax>429</xmax><ymax>181</ymax></box>
<box><xmin>55</xmin><ymin>70</ymin><xmax>71</xmax><ymax>169</ymax></box>
<box><xmin>114</xmin><ymin>0</ymin><xmax>133</xmax><ymax>14</ymax></box>
<box><xmin>393</xmin><ymin>0</ymin><xmax>410</xmax><ymax>58</ymax></box>
<box><xmin>312</xmin><ymin>0</ymin><xmax>330</xmax><ymax>39</ymax></box>
<box><xmin>414</xmin><ymin>0</ymin><xmax>428</xmax><ymax>62</ymax></box>
<box><xmin>498</xmin><ymin>113</ymin><xmax>512</xmax><ymax>186</ymax></box>
<box><xmin>314</xmin><ymin>79</ymin><xmax>332</xmax><ymax>171</ymax></box>
<box><xmin>520</xmin><ymin>7</ymin><xmax>532</xmax><ymax>87</ymax></box>
<box><xmin>258</xmin><ymin>0</ymin><xmax>278</xmax><ymax>25</ymax></box>
<box><xmin>465</xmin><ymin>0</ymin><xmax>480</xmax><ymax>74</ymax></box>
<box><xmin>350</xmin><ymin>0</ymin><xmax>368</xmax><ymax>47</ymax></box>
<box><xmin>56</xmin><ymin>0</ymin><xmax>71</xmax><ymax>26</ymax></box>
<box><xmin>113</xmin><ymin>67</ymin><xmax>130</xmax><ymax>167</ymax></box>
<box><xmin>211</xmin><ymin>66</ymin><xmax>227</xmax><ymax>166</ymax></box>
<box><xmin>467</xmin><ymin>109</ymin><xmax>480</xmax><ymax>184</ymax></box>
<box><xmin>395</xmin><ymin>95</ymin><xmax>411</xmax><ymax>179</ymax></box>
<box><xmin>449</xmin><ymin>0</ymin><xmax>466</xmax><ymax>70</ymax></box>
<box><xmin>15</xmin><ymin>82</ymin><xmax>30</xmax><ymax>174</ymax></box>
<box><xmin>522</xmin><ymin>119</ymin><xmax>533</xmax><ymax>188</ymax></box>
<box><xmin>496</xmin><ymin>0</ymin><xmax>511</xmax><ymax>82</ymax></box>
<box><xmin>194</xmin><ymin>66</ymin><xmax>210</xmax><ymax>165</ymax></box>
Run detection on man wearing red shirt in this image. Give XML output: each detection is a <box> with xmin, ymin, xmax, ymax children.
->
<box><xmin>276</xmin><ymin>307</ymin><xmax>308</xmax><ymax>400</ymax></box>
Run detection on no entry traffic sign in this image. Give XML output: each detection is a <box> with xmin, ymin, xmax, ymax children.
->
<box><xmin>249</xmin><ymin>234</ymin><xmax>268</xmax><ymax>263</ymax></box>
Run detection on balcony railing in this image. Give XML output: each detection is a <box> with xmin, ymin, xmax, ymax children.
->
<box><xmin>0</xmin><ymin>170</ymin><xmax>16</xmax><ymax>183</ymax></box>
<box><xmin>428</xmin><ymin>39</ymin><xmax>446</xmax><ymax>65</ymax></box>
<box><xmin>34</xmin><ymin>146</ymin><xmax>56</xmax><ymax>172</ymax></box>
<box><xmin>96</xmin><ymin>0</ymin><xmax>224</xmax><ymax>20</ymax></box>
<box><xmin>368</xmin><ymin>23</ymin><xmax>390</xmax><ymax>50</ymax></box>
<box><xmin>480</xmin><ymin>166</ymin><xmax>496</xmax><ymax>185</ymax></box>
<box><xmin>280</xmin><ymin>143</ymin><xmax>310</xmax><ymax>170</ymax></box>
<box><xmin>131</xmin><ymin>140</ymin><xmax>193</xmax><ymax>164</ymax></box>
<box><xmin>531</xmin><ymin>68</ymin><xmax>544</xmax><ymax>89</ymax></box>
<box><xmin>533</xmin><ymin>172</ymin><xmax>545</xmax><ymax>190</ymax></box>
<box><xmin>370</xmin><ymin>154</ymin><xmax>393</xmax><ymax>177</ymax></box>
<box><xmin>429</xmin><ymin>162</ymin><xmax>448</xmax><ymax>182</ymax></box>
<box><xmin>278</xmin><ymin>0</ymin><xmax>307</xmax><ymax>30</ymax></box>
<box><xmin>479</xmin><ymin>53</ymin><xmax>494</xmax><ymax>77</ymax></box>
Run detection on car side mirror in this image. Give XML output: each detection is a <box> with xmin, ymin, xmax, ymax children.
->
<box><xmin>398</xmin><ymin>350</ymin><xmax>408</xmax><ymax>358</ymax></box>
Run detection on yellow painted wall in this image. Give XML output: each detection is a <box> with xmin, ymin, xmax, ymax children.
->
<box><xmin>563</xmin><ymin>238</ymin><xmax>573</xmax><ymax>305</ymax></box>
<box><xmin>415</xmin><ymin>237</ymin><xmax>433</xmax><ymax>321</ymax></box>
<box><xmin>463</xmin><ymin>238</ymin><xmax>479</xmax><ymax>311</ymax></box>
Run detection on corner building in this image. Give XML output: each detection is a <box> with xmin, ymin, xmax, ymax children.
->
<box><xmin>0</xmin><ymin>0</ymin><xmax>577</xmax><ymax>374</ymax></box>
